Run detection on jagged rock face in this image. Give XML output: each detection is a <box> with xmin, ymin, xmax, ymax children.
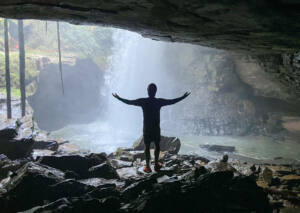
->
<box><xmin>0</xmin><ymin>1</ymin><xmax>299</xmax><ymax>53</ymax></box>
<box><xmin>234</xmin><ymin>52</ymin><xmax>300</xmax><ymax>101</ymax></box>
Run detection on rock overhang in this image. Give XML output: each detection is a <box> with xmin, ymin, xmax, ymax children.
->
<box><xmin>0</xmin><ymin>0</ymin><xmax>299</xmax><ymax>54</ymax></box>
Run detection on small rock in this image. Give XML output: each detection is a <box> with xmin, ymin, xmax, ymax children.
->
<box><xmin>110</xmin><ymin>159</ymin><xmax>132</xmax><ymax>169</ymax></box>
<box><xmin>262</xmin><ymin>167</ymin><xmax>273</xmax><ymax>185</ymax></box>
<box><xmin>200</xmin><ymin>144</ymin><xmax>235</xmax><ymax>153</ymax></box>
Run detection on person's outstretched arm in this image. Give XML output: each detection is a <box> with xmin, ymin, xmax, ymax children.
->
<box><xmin>159</xmin><ymin>92</ymin><xmax>191</xmax><ymax>106</ymax></box>
<box><xmin>112</xmin><ymin>93</ymin><xmax>142</xmax><ymax>106</ymax></box>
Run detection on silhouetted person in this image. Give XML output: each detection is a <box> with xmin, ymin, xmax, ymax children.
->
<box><xmin>112</xmin><ymin>83</ymin><xmax>190</xmax><ymax>173</ymax></box>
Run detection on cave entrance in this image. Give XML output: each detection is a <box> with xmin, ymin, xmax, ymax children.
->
<box><xmin>1</xmin><ymin>20</ymin><xmax>300</xmax><ymax>161</ymax></box>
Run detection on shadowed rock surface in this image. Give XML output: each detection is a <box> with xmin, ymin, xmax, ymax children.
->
<box><xmin>1</xmin><ymin>132</ymin><xmax>299</xmax><ymax>212</ymax></box>
<box><xmin>0</xmin><ymin>1</ymin><xmax>299</xmax><ymax>53</ymax></box>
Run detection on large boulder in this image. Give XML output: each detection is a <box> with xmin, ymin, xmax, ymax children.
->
<box><xmin>0</xmin><ymin>138</ymin><xmax>35</xmax><ymax>160</ymax></box>
<box><xmin>38</xmin><ymin>153</ymin><xmax>107</xmax><ymax>178</ymax></box>
<box><xmin>0</xmin><ymin>162</ymin><xmax>65</xmax><ymax>212</ymax></box>
<box><xmin>0</xmin><ymin>127</ymin><xmax>34</xmax><ymax>160</ymax></box>
<box><xmin>133</xmin><ymin>135</ymin><xmax>181</xmax><ymax>154</ymax></box>
<box><xmin>0</xmin><ymin>162</ymin><xmax>98</xmax><ymax>213</ymax></box>
<box><xmin>123</xmin><ymin>171</ymin><xmax>271</xmax><ymax>213</ymax></box>
<box><xmin>21</xmin><ymin>196</ymin><xmax>121</xmax><ymax>213</ymax></box>
<box><xmin>0</xmin><ymin>127</ymin><xmax>17</xmax><ymax>140</ymax></box>
<box><xmin>0</xmin><ymin>154</ymin><xmax>29</xmax><ymax>180</ymax></box>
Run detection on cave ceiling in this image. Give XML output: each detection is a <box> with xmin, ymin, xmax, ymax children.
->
<box><xmin>0</xmin><ymin>0</ymin><xmax>299</xmax><ymax>54</ymax></box>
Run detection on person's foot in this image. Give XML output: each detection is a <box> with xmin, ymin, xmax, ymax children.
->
<box><xmin>154</xmin><ymin>162</ymin><xmax>162</xmax><ymax>172</ymax></box>
<box><xmin>143</xmin><ymin>166</ymin><xmax>152</xmax><ymax>173</ymax></box>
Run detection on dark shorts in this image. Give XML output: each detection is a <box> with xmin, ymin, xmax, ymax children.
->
<box><xmin>143</xmin><ymin>128</ymin><xmax>160</xmax><ymax>146</ymax></box>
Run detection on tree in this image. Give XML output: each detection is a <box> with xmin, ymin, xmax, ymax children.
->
<box><xmin>18</xmin><ymin>19</ymin><xmax>26</xmax><ymax>117</ymax></box>
<box><xmin>4</xmin><ymin>19</ymin><xmax>11</xmax><ymax>119</ymax></box>
<box><xmin>57</xmin><ymin>21</ymin><xmax>64</xmax><ymax>95</ymax></box>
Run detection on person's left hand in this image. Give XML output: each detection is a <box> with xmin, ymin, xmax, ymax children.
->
<box><xmin>183</xmin><ymin>92</ymin><xmax>191</xmax><ymax>98</ymax></box>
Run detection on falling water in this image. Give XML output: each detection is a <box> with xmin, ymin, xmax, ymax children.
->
<box><xmin>52</xmin><ymin>29</ymin><xmax>184</xmax><ymax>153</ymax></box>
<box><xmin>105</xmin><ymin>30</ymin><xmax>180</xmax><ymax>135</ymax></box>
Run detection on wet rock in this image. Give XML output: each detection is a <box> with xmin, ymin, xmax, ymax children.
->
<box><xmin>133</xmin><ymin>135</ymin><xmax>181</xmax><ymax>154</ymax></box>
<box><xmin>280</xmin><ymin>175</ymin><xmax>300</xmax><ymax>188</ymax></box>
<box><xmin>110</xmin><ymin>159</ymin><xmax>132</xmax><ymax>169</ymax></box>
<box><xmin>129</xmin><ymin>150</ymin><xmax>145</xmax><ymax>161</ymax></box>
<box><xmin>20</xmin><ymin>197</ymin><xmax>73</xmax><ymax>213</ymax></box>
<box><xmin>21</xmin><ymin>196</ymin><xmax>121</xmax><ymax>213</ymax></box>
<box><xmin>88</xmin><ymin>163</ymin><xmax>120</xmax><ymax>179</ymax></box>
<box><xmin>206</xmin><ymin>160</ymin><xmax>238</xmax><ymax>174</ymax></box>
<box><xmin>123</xmin><ymin>171</ymin><xmax>271</xmax><ymax>213</ymax></box>
<box><xmin>79</xmin><ymin>178</ymin><xmax>125</xmax><ymax>188</ymax></box>
<box><xmin>87</xmin><ymin>152</ymin><xmax>107</xmax><ymax>163</ymax></box>
<box><xmin>110</xmin><ymin>148</ymin><xmax>146</xmax><ymax>162</ymax></box>
<box><xmin>117</xmin><ymin>167</ymin><xmax>142</xmax><ymax>180</ymax></box>
<box><xmin>122</xmin><ymin>177</ymin><xmax>157</xmax><ymax>200</ymax></box>
<box><xmin>0</xmin><ymin>137</ymin><xmax>35</xmax><ymax>160</ymax></box>
<box><xmin>49</xmin><ymin>179</ymin><xmax>94</xmax><ymax>198</ymax></box>
<box><xmin>87</xmin><ymin>186</ymin><xmax>121</xmax><ymax>199</ymax></box>
<box><xmin>38</xmin><ymin>154</ymin><xmax>106</xmax><ymax>178</ymax></box>
<box><xmin>0</xmin><ymin>156</ymin><xmax>29</xmax><ymax>180</ymax></box>
<box><xmin>0</xmin><ymin>162</ymin><xmax>65</xmax><ymax>212</ymax></box>
<box><xmin>110</xmin><ymin>148</ymin><xmax>134</xmax><ymax>162</ymax></box>
<box><xmin>200</xmin><ymin>144</ymin><xmax>235</xmax><ymax>153</ymax></box>
<box><xmin>0</xmin><ymin>127</ymin><xmax>17</xmax><ymax>140</ymax></box>
<box><xmin>262</xmin><ymin>167</ymin><xmax>273</xmax><ymax>185</ymax></box>
<box><xmin>33</xmin><ymin>140</ymin><xmax>59</xmax><ymax>151</ymax></box>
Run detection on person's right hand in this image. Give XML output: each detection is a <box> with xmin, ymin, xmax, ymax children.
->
<box><xmin>183</xmin><ymin>92</ymin><xmax>191</xmax><ymax>98</ymax></box>
<box><xmin>112</xmin><ymin>93</ymin><xmax>120</xmax><ymax>99</ymax></box>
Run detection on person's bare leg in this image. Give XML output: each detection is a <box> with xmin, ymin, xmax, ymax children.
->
<box><xmin>154</xmin><ymin>140</ymin><xmax>162</xmax><ymax>171</ymax></box>
<box><xmin>144</xmin><ymin>142</ymin><xmax>151</xmax><ymax>168</ymax></box>
<box><xmin>154</xmin><ymin>141</ymin><xmax>160</xmax><ymax>165</ymax></box>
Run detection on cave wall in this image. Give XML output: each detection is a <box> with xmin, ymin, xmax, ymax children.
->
<box><xmin>155</xmin><ymin>44</ymin><xmax>300</xmax><ymax>138</ymax></box>
<box><xmin>158</xmin><ymin>45</ymin><xmax>267</xmax><ymax>136</ymax></box>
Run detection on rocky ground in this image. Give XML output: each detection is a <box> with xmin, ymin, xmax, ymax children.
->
<box><xmin>0</xmin><ymin>123</ymin><xmax>300</xmax><ymax>213</ymax></box>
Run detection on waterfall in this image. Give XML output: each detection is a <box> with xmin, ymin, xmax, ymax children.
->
<box><xmin>52</xmin><ymin>29</ymin><xmax>182</xmax><ymax>153</ymax></box>
<box><xmin>105</xmin><ymin>29</ymin><xmax>176</xmax><ymax>137</ymax></box>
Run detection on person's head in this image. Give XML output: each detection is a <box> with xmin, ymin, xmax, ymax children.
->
<box><xmin>147</xmin><ymin>83</ymin><xmax>157</xmax><ymax>98</ymax></box>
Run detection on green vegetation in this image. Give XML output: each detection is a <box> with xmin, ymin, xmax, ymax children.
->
<box><xmin>0</xmin><ymin>19</ymin><xmax>113</xmax><ymax>98</ymax></box>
